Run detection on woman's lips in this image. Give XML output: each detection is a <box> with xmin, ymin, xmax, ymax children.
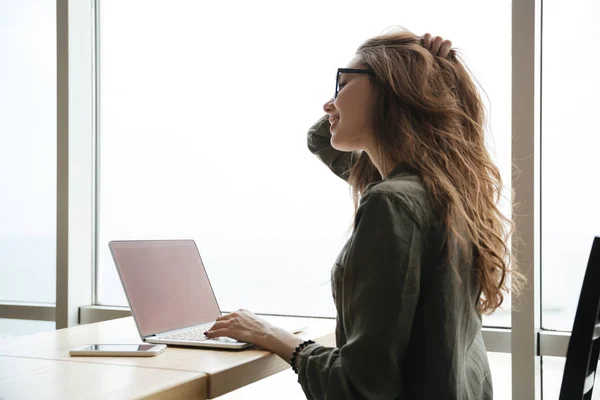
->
<box><xmin>330</xmin><ymin>118</ymin><xmax>338</xmax><ymax>131</ymax></box>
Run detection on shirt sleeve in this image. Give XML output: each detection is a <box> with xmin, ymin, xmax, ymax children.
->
<box><xmin>295</xmin><ymin>192</ymin><xmax>425</xmax><ymax>399</ymax></box>
<box><xmin>307</xmin><ymin>114</ymin><xmax>360</xmax><ymax>182</ymax></box>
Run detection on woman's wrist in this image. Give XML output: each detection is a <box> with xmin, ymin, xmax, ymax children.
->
<box><xmin>265</xmin><ymin>326</ymin><xmax>306</xmax><ymax>365</ymax></box>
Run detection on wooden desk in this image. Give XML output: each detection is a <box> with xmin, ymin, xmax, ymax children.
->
<box><xmin>0</xmin><ymin>356</ymin><xmax>207</xmax><ymax>400</ymax></box>
<box><xmin>0</xmin><ymin>315</ymin><xmax>335</xmax><ymax>399</ymax></box>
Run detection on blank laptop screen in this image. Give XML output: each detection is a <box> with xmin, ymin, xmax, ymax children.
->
<box><xmin>109</xmin><ymin>240</ymin><xmax>222</xmax><ymax>338</ymax></box>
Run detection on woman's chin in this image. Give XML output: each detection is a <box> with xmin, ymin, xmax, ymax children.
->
<box><xmin>330</xmin><ymin>137</ymin><xmax>345</xmax><ymax>151</ymax></box>
<box><xmin>331</xmin><ymin>136</ymin><xmax>354</xmax><ymax>152</ymax></box>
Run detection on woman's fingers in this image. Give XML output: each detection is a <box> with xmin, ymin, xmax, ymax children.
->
<box><xmin>438</xmin><ymin>40</ymin><xmax>453</xmax><ymax>57</ymax></box>
<box><xmin>430</xmin><ymin>36</ymin><xmax>444</xmax><ymax>56</ymax></box>
<box><xmin>208</xmin><ymin>310</ymin><xmax>246</xmax><ymax>334</ymax></box>
<box><xmin>208</xmin><ymin>318</ymin><xmax>234</xmax><ymax>331</ymax></box>
<box><xmin>216</xmin><ymin>313</ymin><xmax>234</xmax><ymax>321</ymax></box>
<box><xmin>422</xmin><ymin>33</ymin><xmax>433</xmax><ymax>50</ymax></box>
<box><xmin>422</xmin><ymin>33</ymin><xmax>453</xmax><ymax>57</ymax></box>
<box><xmin>204</xmin><ymin>328</ymin><xmax>229</xmax><ymax>338</ymax></box>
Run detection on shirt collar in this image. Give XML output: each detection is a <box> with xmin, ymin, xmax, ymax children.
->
<box><xmin>386</xmin><ymin>162</ymin><xmax>418</xmax><ymax>179</ymax></box>
<box><xmin>362</xmin><ymin>162</ymin><xmax>418</xmax><ymax>194</ymax></box>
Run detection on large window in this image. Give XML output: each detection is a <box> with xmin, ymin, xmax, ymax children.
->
<box><xmin>541</xmin><ymin>0</ymin><xmax>600</xmax><ymax>332</ymax></box>
<box><xmin>0</xmin><ymin>0</ymin><xmax>56</xmax><ymax>306</ymax></box>
<box><xmin>96</xmin><ymin>0</ymin><xmax>511</xmax><ymax>327</ymax></box>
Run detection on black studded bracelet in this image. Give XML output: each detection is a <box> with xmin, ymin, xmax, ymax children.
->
<box><xmin>290</xmin><ymin>339</ymin><xmax>315</xmax><ymax>374</ymax></box>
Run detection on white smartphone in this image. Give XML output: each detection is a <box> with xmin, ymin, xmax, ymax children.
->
<box><xmin>69</xmin><ymin>344</ymin><xmax>167</xmax><ymax>357</ymax></box>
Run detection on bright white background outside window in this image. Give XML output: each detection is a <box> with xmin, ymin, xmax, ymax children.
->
<box><xmin>543</xmin><ymin>358</ymin><xmax>600</xmax><ymax>399</ymax></box>
<box><xmin>0</xmin><ymin>0</ymin><xmax>56</xmax><ymax>304</ymax></box>
<box><xmin>97</xmin><ymin>0</ymin><xmax>511</xmax><ymax>327</ymax></box>
<box><xmin>541</xmin><ymin>0</ymin><xmax>600</xmax><ymax>332</ymax></box>
<box><xmin>0</xmin><ymin>319</ymin><xmax>55</xmax><ymax>340</ymax></box>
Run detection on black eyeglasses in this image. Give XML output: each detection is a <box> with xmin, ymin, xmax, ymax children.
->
<box><xmin>334</xmin><ymin>68</ymin><xmax>375</xmax><ymax>99</ymax></box>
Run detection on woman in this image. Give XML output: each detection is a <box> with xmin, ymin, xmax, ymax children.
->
<box><xmin>205</xmin><ymin>29</ymin><xmax>521</xmax><ymax>399</ymax></box>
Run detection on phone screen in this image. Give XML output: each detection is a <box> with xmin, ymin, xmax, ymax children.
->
<box><xmin>87</xmin><ymin>344</ymin><xmax>158</xmax><ymax>352</ymax></box>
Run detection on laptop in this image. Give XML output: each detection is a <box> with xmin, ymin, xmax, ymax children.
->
<box><xmin>109</xmin><ymin>239</ymin><xmax>307</xmax><ymax>350</ymax></box>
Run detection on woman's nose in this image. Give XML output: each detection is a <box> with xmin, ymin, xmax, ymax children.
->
<box><xmin>323</xmin><ymin>98</ymin><xmax>335</xmax><ymax>113</ymax></box>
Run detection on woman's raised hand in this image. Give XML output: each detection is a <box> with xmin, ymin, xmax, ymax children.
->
<box><xmin>422</xmin><ymin>33</ymin><xmax>453</xmax><ymax>57</ymax></box>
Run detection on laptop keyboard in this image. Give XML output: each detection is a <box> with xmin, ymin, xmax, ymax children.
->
<box><xmin>159</xmin><ymin>323</ymin><xmax>214</xmax><ymax>341</ymax></box>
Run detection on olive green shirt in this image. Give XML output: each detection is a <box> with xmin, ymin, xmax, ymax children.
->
<box><xmin>296</xmin><ymin>115</ymin><xmax>493</xmax><ymax>400</ymax></box>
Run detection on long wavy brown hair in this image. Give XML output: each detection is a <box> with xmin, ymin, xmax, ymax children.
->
<box><xmin>349</xmin><ymin>28</ymin><xmax>524</xmax><ymax>314</ymax></box>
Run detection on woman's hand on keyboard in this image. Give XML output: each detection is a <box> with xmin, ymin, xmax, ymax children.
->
<box><xmin>204</xmin><ymin>309</ymin><xmax>276</xmax><ymax>348</ymax></box>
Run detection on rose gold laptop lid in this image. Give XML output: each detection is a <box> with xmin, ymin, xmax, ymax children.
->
<box><xmin>109</xmin><ymin>239</ymin><xmax>222</xmax><ymax>339</ymax></box>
